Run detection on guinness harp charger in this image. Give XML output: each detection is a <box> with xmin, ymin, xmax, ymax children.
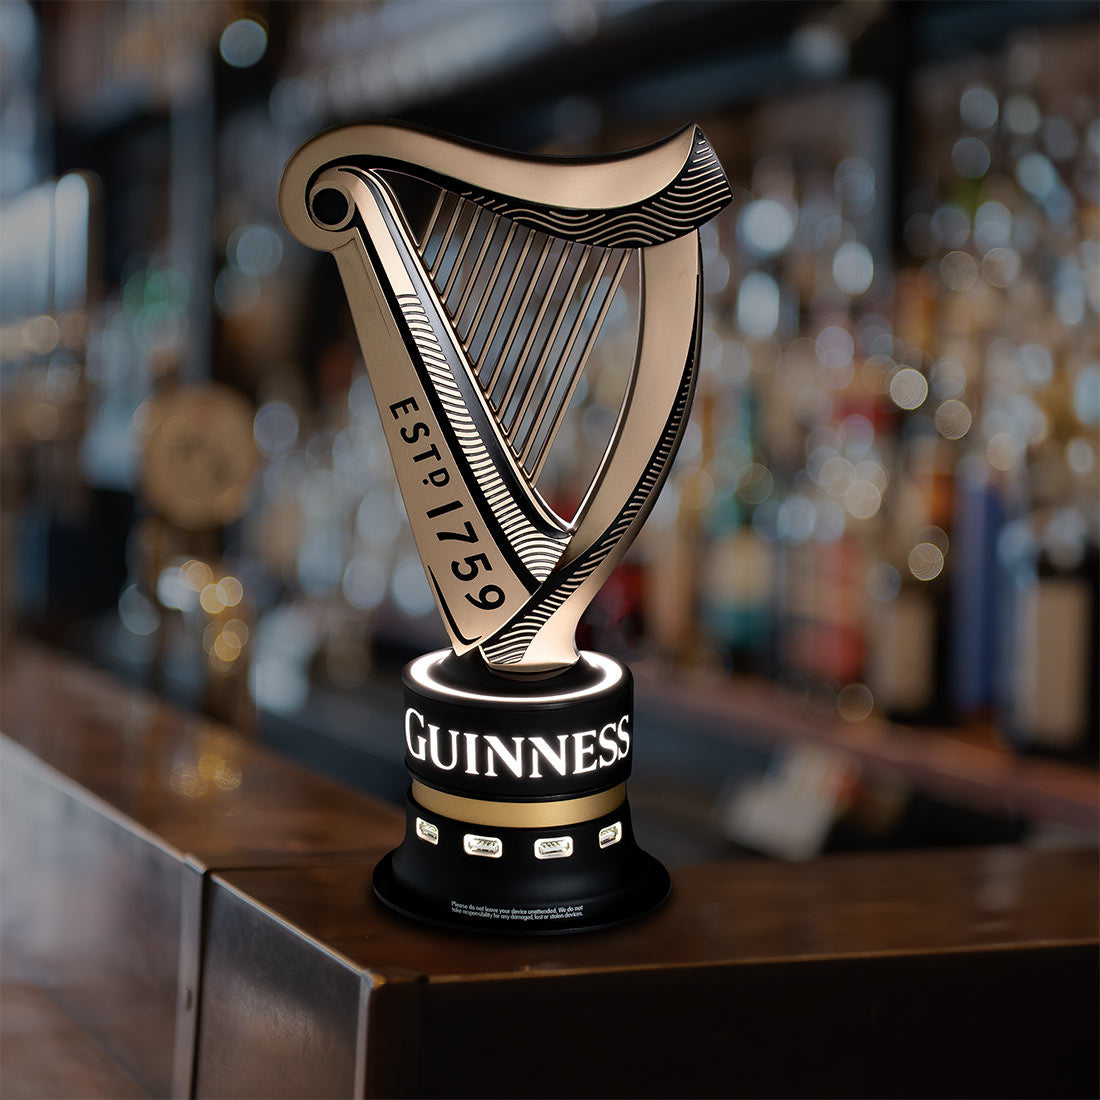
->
<box><xmin>280</xmin><ymin>122</ymin><xmax>731</xmax><ymax>933</ymax></box>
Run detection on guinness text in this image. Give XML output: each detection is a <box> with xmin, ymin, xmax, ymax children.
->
<box><xmin>405</xmin><ymin>707</ymin><xmax>631</xmax><ymax>780</ymax></box>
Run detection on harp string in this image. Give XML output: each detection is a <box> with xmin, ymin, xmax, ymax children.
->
<box><xmin>433</xmin><ymin>201</ymin><xmax>477</xmax><ymax>290</ymax></box>
<box><xmin>461</xmin><ymin>221</ymin><xmax>520</xmax><ymax>350</ymax></box>
<box><xmin>498</xmin><ymin>241</ymin><xmax>574</xmax><ymax>431</ymax></box>
<box><xmin>411</xmin><ymin>185</ymin><xmax>632</xmax><ymax>483</ymax></box>
<box><xmin>453</xmin><ymin>212</ymin><xmax>502</xmax><ymax>324</ymax></box>
<box><xmin>441</xmin><ymin>205</ymin><xmax>484</xmax><ymax>301</ymax></box>
<box><xmin>486</xmin><ymin>236</ymin><xmax>556</xmax><ymax>402</ymax></box>
<box><xmin>426</xmin><ymin>195</ymin><xmax>461</xmax><ymax>279</ymax></box>
<box><xmin>528</xmin><ymin>249</ymin><xmax>630</xmax><ymax>482</ymax></box>
<box><xmin>521</xmin><ymin>248</ymin><xmax>617</xmax><ymax>467</ymax></box>
<box><xmin>506</xmin><ymin>244</ymin><xmax>590</xmax><ymax>450</ymax></box>
<box><xmin>419</xmin><ymin>190</ymin><xmax>446</xmax><ymax>254</ymax></box>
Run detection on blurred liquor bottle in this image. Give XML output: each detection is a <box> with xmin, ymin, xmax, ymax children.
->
<box><xmin>868</xmin><ymin>436</ymin><xmax>956</xmax><ymax>727</ymax></box>
<box><xmin>781</xmin><ymin>529</ymin><xmax>869</xmax><ymax>691</ymax></box>
<box><xmin>700</xmin><ymin>517</ymin><xmax>775</xmax><ymax>675</ymax></box>
<box><xmin>641</xmin><ymin>418</ymin><xmax>705</xmax><ymax>667</ymax></box>
<box><xmin>1008</xmin><ymin>521</ymin><xmax>1098</xmax><ymax>762</ymax></box>
<box><xmin>1</xmin><ymin>174</ymin><xmax>119</xmax><ymax>637</ymax></box>
<box><xmin>698</xmin><ymin>380</ymin><xmax>776</xmax><ymax>675</ymax></box>
<box><xmin>950</xmin><ymin>452</ymin><xmax>1010</xmax><ymax>719</ymax></box>
<box><xmin>1000</xmin><ymin>433</ymin><xmax>1099</xmax><ymax>763</ymax></box>
<box><xmin>869</xmin><ymin>555</ymin><xmax>952</xmax><ymax>726</ymax></box>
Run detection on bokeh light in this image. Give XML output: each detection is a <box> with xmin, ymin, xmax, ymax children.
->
<box><xmin>889</xmin><ymin>367</ymin><xmax>929</xmax><ymax>410</ymax></box>
<box><xmin>832</xmin><ymin>242</ymin><xmax>874</xmax><ymax>295</ymax></box>
<box><xmin>220</xmin><ymin>17</ymin><xmax>267</xmax><ymax>69</ymax></box>
<box><xmin>908</xmin><ymin>542</ymin><xmax>945</xmax><ymax>581</ymax></box>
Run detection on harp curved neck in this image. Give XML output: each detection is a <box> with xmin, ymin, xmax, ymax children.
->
<box><xmin>281</xmin><ymin>121</ymin><xmax>731</xmax><ymax>252</ymax></box>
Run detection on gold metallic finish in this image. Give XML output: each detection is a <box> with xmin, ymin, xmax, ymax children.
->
<box><xmin>411</xmin><ymin>780</ymin><xmax>626</xmax><ymax>829</ymax></box>
<box><xmin>312</xmin><ymin>170</ymin><xmax>539</xmax><ymax>648</ymax></box>
<box><xmin>281</xmin><ymin>123</ymin><xmax>704</xmax><ymax>234</ymax></box>
<box><xmin>280</xmin><ymin>121</ymin><xmax>731</xmax><ymax>670</ymax></box>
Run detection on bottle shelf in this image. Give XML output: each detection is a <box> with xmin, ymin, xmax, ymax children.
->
<box><xmin>633</xmin><ymin>663</ymin><xmax>1100</xmax><ymax>832</ymax></box>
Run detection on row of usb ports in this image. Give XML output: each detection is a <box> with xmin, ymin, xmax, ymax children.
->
<box><xmin>414</xmin><ymin>816</ymin><xmax>623</xmax><ymax>858</ymax></box>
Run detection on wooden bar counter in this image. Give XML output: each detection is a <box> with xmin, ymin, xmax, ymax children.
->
<box><xmin>2</xmin><ymin>646</ymin><xmax>1097</xmax><ymax>1099</ymax></box>
<box><xmin>0</xmin><ymin>646</ymin><xmax>402</xmax><ymax>1099</ymax></box>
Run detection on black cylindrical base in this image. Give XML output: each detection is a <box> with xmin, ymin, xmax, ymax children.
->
<box><xmin>371</xmin><ymin>649</ymin><xmax>670</xmax><ymax>935</ymax></box>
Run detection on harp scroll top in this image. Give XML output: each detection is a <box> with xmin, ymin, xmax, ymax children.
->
<box><xmin>279</xmin><ymin>123</ymin><xmax>731</xmax><ymax>671</ymax></box>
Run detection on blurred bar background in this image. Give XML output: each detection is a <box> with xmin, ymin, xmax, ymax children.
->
<box><xmin>1</xmin><ymin>0</ymin><xmax>1097</xmax><ymax>866</ymax></box>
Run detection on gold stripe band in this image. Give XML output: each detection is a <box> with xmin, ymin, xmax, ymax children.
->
<box><xmin>410</xmin><ymin>781</ymin><xmax>626</xmax><ymax>829</ymax></box>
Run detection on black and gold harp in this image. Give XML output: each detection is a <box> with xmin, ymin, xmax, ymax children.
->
<box><xmin>281</xmin><ymin>123</ymin><xmax>731</xmax><ymax>932</ymax></box>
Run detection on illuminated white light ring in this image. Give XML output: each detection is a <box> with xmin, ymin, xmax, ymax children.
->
<box><xmin>407</xmin><ymin>649</ymin><xmax>623</xmax><ymax>704</ymax></box>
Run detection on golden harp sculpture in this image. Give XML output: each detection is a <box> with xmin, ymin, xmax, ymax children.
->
<box><xmin>281</xmin><ymin>122</ymin><xmax>731</xmax><ymax>672</ymax></box>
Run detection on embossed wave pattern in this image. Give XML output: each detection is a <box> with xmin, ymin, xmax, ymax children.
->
<box><xmin>461</xmin><ymin>136</ymin><xmax>728</xmax><ymax>249</ymax></box>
